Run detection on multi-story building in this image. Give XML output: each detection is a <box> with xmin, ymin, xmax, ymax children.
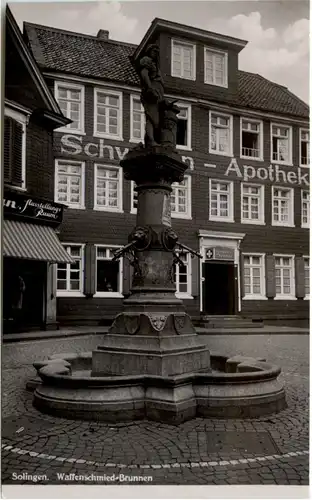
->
<box><xmin>3</xmin><ymin>7</ymin><xmax>73</xmax><ymax>333</ymax></box>
<box><xmin>23</xmin><ymin>17</ymin><xmax>310</xmax><ymax>327</ymax></box>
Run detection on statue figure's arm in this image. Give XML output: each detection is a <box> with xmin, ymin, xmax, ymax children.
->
<box><xmin>140</xmin><ymin>67</ymin><xmax>152</xmax><ymax>90</ymax></box>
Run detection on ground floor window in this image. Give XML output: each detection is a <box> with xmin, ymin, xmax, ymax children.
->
<box><xmin>95</xmin><ymin>246</ymin><xmax>123</xmax><ymax>297</ymax></box>
<box><xmin>274</xmin><ymin>255</ymin><xmax>295</xmax><ymax>299</ymax></box>
<box><xmin>57</xmin><ymin>245</ymin><xmax>84</xmax><ymax>296</ymax></box>
<box><xmin>243</xmin><ymin>254</ymin><xmax>266</xmax><ymax>299</ymax></box>
<box><xmin>304</xmin><ymin>257</ymin><xmax>309</xmax><ymax>298</ymax></box>
<box><xmin>173</xmin><ymin>252</ymin><xmax>192</xmax><ymax>297</ymax></box>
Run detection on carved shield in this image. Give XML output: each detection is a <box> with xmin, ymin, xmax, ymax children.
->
<box><xmin>124</xmin><ymin>315</ymin><xmax>140</xmax><ymax>335</ymax></box>
<box><xmin>149</xmin><ymin>315</ymin><xmax>167</xmax><ymax>332</ymax></box>
<box><xmin>174</xmin><ymin>314</ymin><xmax>186</xmax><ymax>335</ymax></box>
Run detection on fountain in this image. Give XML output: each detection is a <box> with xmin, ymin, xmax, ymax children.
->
<box><xmin>27</xmin><ymin>44</ymin><xmax>286</xmax><ymax>423</ymax></box>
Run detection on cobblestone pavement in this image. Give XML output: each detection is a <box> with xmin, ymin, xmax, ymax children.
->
<box><xmin>1</xmin><ymin>333</ymin><xmax>309</xmax><ymax>486</ymax></box>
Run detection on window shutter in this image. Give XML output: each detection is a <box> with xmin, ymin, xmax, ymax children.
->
<box><xmin>191</xmin><ymin>257</ymin><xmax>199</xmax><ymax>297</ymax></box>
<box><xmin>265</xmin><ymin>254</ymin><xmax>276</xmax><ymax>299</ymax></box>
<box><xmin>240</xmin><ymin>253</ymin><xmax>245</xmax><ymax>299</ymax></box>
<box><xmin>4</xmin><ymin>117</ymin><xmax>12</xmax><ymax>182</ymax></box>
<box><xmin>84</xmin><ymin>244</ymin><xmax>96</xmax><ymax>296</ymax></box>
<box><xmin>295</xmin><ymin>256</ymin><xmax>305</xmax><ymax>299</ymax></box>
<box><xmin>4</xmin><ymin>116</ymin><xmax>23</xmax><ymax>187</ymax></box>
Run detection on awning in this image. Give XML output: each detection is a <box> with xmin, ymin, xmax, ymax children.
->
<box><xmin>3</xmin><ymin>219</ymin><xmax>74</xmax><ymax>263</ymax></box>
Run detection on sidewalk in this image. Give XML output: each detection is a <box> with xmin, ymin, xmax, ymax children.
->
<box><xmin>2</xmin><ymin>324</ymin><xmax>309</xmax><ymax>343</ymax></box>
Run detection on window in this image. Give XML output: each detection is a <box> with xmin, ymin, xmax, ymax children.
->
<box><xmin>243</xmin><ymin>254</ymin><xmax>266</xmax><ymax>299</ymax></box>
<box><xmin>130</xmin><ymin>95</ymin><xmax>145</xmax><ymax>142</ymax></box>
<box><xmin>173</xmin><ymin>252</ymin><xmax>192</xmax><ymax>298</ymax></box>
<box><xmin>271</xmin><ymin>124</ymin><xmax>292</xmax><ymax>164</ymax></box>
<box><xmin>204</xmin><ymin>47</ymin><xmax>228</xmax><ymax>87</ymax></box>
<box><xmin>300</xmin><ymin>129</ymin><xmax>310</xmax><ymax>167</ymax></box>
<box><xmin>209</xmin><ymin>179</ymin><xmax>234</xmax><ymax>222</ymax></box>
<box><xmin>55</xmin><ymin>160</ymin><xmax>85</xmax><ymax>209</ymax></box>
<box><xmin>272</xmin><ymin>187</ymin><xmax>294</xmax><ymax>227</ymax></box>
<box><xmin>94</xmin><ymin>89</ymin><xmax>123</xmax><ymax>140</ymax></box>
<box><xmin>241</xmin><ymin>118</ymin><xmax>263</xmax><ymax>160</ymax></box>
<box><xmin>241</xmin><ymin>184</ymin><xmax>264</xmax><ymax>224</ymax></box>
<box><xmin>171</xmin><ymin>176</ymin><xmax>192</xmax><ymax>219</ymax></box>
<box><xmin>176</xmin><ymin>104</ymin><xmax>192</xmax><ymax>150</ymax></box>
<box><xmin>57</xmin><ymin>245</ymin><xmax>84</xmax><ymax>296</ymax></box>
<box><xmin>130</xmin><ymin>181</ymin><xmax>138</xmax><ymax>214</ymax></box>
<box><xmin>304</xmin><ymin>257</ymin><xmax>309</xmax><ymax>298</ymax></box>
<box><xmin>209</xmin><ymin>111</ymin><xmax>233</xmax><ymax>156</ymax></box>
<box><xmin>301</xmin><ymin>190</ymin><xmax>310</xmax><ymax>228</ymax></box>
<box><xmin>171</xmin><ymin>40</ymin><xmax>196</xmax><ymax>80</ymax></box>
<box><xmin>274</xmin><ymin>255</ymin><xmax>295</xmax><ymax>299</ymax></box>
<box><xmin>94</xmin><ymin>164</ymin><xmax>123</xmax><ymax>212</ymax></box>
<box><xmin>95</xmin><ymin>246</ymin><xmax>123</xmax><ymax>297</ymax></box>
<box><xmin>54</xmin><ymin>82</ymin><xmax>84</xmax><ymax>134</ymax></box>
<box><xmin>4</xmin><ymin>107</ymin><xmax>27</xmax><ymax>190</ymax></box>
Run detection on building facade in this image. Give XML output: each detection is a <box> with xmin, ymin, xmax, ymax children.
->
<box><xmin>3</xmin><ymin>7</ymin><xmax>73</xmax><ymax>333</ymax></box>
<box><xmin>23</xmin><ymin>18</ymin><xmax>310</xmax><ymax>326</ymax></box>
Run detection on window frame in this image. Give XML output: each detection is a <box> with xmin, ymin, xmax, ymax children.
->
<box><xmin>209</xmin><ymin>178</ymin><xmax>234</xmax><ymax>222</ymax></box>
<box><xmin>271</xmin><ymin>186</ymin><xmax>294</xmax><ymax>227</ymax></box>
<box><xmin>94</xmin><ymin>163</ymin><xmax>123</xmax><ymax>213</ymax></box>
<box><xmin>240</xmin><ymin>117</ymin><xmax>264</xmax><ymax>161</ymax></box>
<box><xmin>241</xmin><ymin>183</ymin><xmax>265</xmax><ymax>225</ymax></box>
<box><xmin>4</xmin><ymin>106</ymin><xmax>28</xmax><ymax>191</ymax></box>
<box><xmin>176</xmin><ymin>102</ymin><xmax>192</xmax><ymax>151</ymax></box>
<box><xmin>54</xmin><ymin>159</ymin><xmax>85</xmax><ymax>210</ymax></box>
<box><xmin>270</xmin><ymin>122</ymin><xmax>293</xmax><ymax>166</ymax></box>
<box><xmin>174</xmin><ymin>251</ymin><xmax>193</xmax><ymax>299</ymax></box>
<box><xmin>209</xmin><ymin>110</ymin><xmax>233</xmax><ymax>157</ymax></box>
<box><xmin>171</xmin><ymin>39</ymin><xmax>196</xmax><ymax>81</ymax></box>
<box><xmin>54</xmin><ymin>81</ymin><xmax>85</xmax><ymax>135</ymax></box>
<box><xmin>171</xmin><ymin>175</ymin><xmax>192</xmax><ymax>220</ymax></box>
<box><xmin>130</xmin><ymin>180</ymin><xmax>138</xmax><ymax>214</ymax></box>
<box><xmin>93</xmin><ymin>88</ymin><xmax>123</xmax><ymax>141</ymax></box>
<box><xmin>204</xmin><ymin>46</ymin><xmax>228</xmax><ymax>88</ymax></box>
<box><xmin>56</xmin><ymin>243</ymin><xmax>85</xmax><ymax>297</ymax></box>
<box><xmin>301</xmin><ymin>189</ymin><xmax>310</xmax><ymax>228</ymax></box>
<box><xmin>94</xmin><ymin>244</ymin><xmax>124</xmax><ymax>298</ymax></box>
<box><xmin>130</xmin><ymin>94</ymin><xmax>145</xmax><ymax>143</ymax></box>
<box><xmin>242</xmin><ymin>253</ymin><xmax>267</xmax><ymax>300</ymax></box>
<box><xmin>273</xmin><ymin>254</ymin><xmax>296</xmax><ymax>300</ymax></box>
<box><xmin>299</xmin><ymin>128</ymin><xmax>310</xmax><ymax>168</ymax></box>
<box><xmin>303</xmin><ymin>256</ymin><xmax>310</xmax><ymax>300</ymax></box>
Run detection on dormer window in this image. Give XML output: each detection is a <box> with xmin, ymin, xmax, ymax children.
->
<box><xmin>204</xmin><ymin>47</ymin><xmax>228</xmax><ymax>88</ymax></box>
<box><xmin>171</xmin><ymin>39</ymin><xmax>196</xmax><ymax>80</ymax></box>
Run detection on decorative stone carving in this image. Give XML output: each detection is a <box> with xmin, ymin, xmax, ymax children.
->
<box><xmin>148</xmin><ymin>314</ymin><xmax>167</xmax><ymax>331</ymax></box>
<box><xmin>124</xmin><ymin>315</ymin><xmax>140</xmax><ymax>335</ymax></box>
<box><xmin>173</xmin><ymin>314</ymin><xmax>187</xmax><ymax>335</ymax></box>
<box><xmin>161</xmin><ymin>227</ymin><xmax>178</xmax><ymax>251</ymax></box>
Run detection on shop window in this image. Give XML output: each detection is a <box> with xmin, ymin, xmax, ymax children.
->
<box><xmin>95</xmin><ymin>246</ymin><xmax>123</xmax><ymax>297</ymax></box>
<box><xmin>209</xmin><ymin>111</ymin><xmax>233</xmax><ymax>156</ymax></box>
<box><xmin>55</xmin><ymin>159</ymin><xmax>85</xmax><ymax>209</ymax></box>
<box><xmin>272</xmin><ymin>187</ymin><xmax>294</xmax><ymax>227</ymax></box>
<box><xmin>94</xmin><ymin>89</ymin><xmax>123</xmax><ymax>140</ymax></box>
<box><xmin>274</xmin><ymin>255</ymin><xmax>295</xmax><ymax>299</ymax></box>
<box><xmin>271</xmin><ymin>124</ymin><xmax>292</xmax><ymax>164</ymax></box>
<box><xmin>301</xmin><ymin>190</ymin><xmax>310</xmax><ymax>228</ymax></box>
<box><xmin>300</xmin><ymin>129</ymin><xmax>310</xmax><ymax>167</ymax></box>
<box><xmin>243</xmin><ymin>254</ymin><xmax>266</xmax><ymax>299</ymax></box>
<box><xmin>54</xmin><ymin>82</ymin><xmax>84</xmax><ymax>134</ymax></box>
<box><xmin>204</xmin><ymin>47</ymin><xmax>228</xmax><ymax>88</ymax></box>
<box><xmin>94</xmin><ymin>164</ymin><xmax>123</xmax><ymax>212</ymax></box>
<box><xmin>171</xmin><ymin>39</ymin><xmax>196</xmax><ymax>80</ymax></box>
<box><xmin>57</xmin><ymin>245</ymin><xmax>84</xmax><ymax>296</ymax></box>
<box><xmin>241</xmin><ymin>118</ymin><xmax>263</xmax><ymax>160</ymax></box>
<box><xmin>171</xmin><ymin>176</ymin><xmax>192</xmax><ymax>219</ymax></box>
<box><xmin>241</xmin><ymin>184</ymin><xmax>264</xmax><ymax>224</ymax></box>
<box><xmin>209</xmin><ymin>179</ymin><xmax>234</xmax><ymax>222</ymax></box>
<box><xmin>304</xmin><ymin>257</ymin><xmax>310</xmax><ymax>298</ymax></box>
<box><xmin>4</xmin><ymin>108</ymin><xmax>27</xmax><ymax>189</ymax></box>
<box><xmin>173</xmin><ymin>252</ymin><xmax>192</xmax><ymax>298</ymax></box>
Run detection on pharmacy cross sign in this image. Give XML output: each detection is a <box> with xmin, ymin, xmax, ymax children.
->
<box><xmin>206</xmin><ymin>249</ymin><xmax>213</xmax><ymax>259</ymax></box>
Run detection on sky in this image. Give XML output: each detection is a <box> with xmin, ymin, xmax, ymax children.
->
<box><xmin>9</xmin><ymin>0</ymin><xmax>310</xmax><ymax>104</ymax></box>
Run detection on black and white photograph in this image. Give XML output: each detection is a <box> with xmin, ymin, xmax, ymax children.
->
<box><xmin>1</xmin><ymin>0</ymin><xmax>309</xmax><ymax>498</ymax></box>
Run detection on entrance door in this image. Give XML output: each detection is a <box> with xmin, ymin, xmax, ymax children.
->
<box><xmin>202</xmin><ymin>261</ymin><xmax>237</xmax><ymax>315</ymax></box>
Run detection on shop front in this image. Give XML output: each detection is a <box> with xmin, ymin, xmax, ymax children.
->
<box><xmin>3</xmin><ymin>190</ymin><xmax>74</xmax><ymax>333</ymax></box>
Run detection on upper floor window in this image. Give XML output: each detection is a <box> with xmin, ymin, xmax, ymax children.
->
<box><xmin>204</xmin><ymin>47</ymin><xmax>228</xmax><ymax>88</ymax></box>
<box><xmin>54</xmin><ymin>82</ymin><xmax>85</xmax><ymax>134</ymax></box>
<box><xmin>130</xmin><ymin>95</ymin><xmax>145</xmax><ymax>143</ymax></box>
<box><xmin>300</xmin><ymin>129</ymin><xmax>310</xmax><ymax>167</ymax></box>
<box><xmin>272</xmin><ymin>187</ymin><xmax>294</xmax><ymax>227</ymax></box>
<box><xmin>55</xmin><ymin>159</ymin><xmax>85</xmax><ymax>209</ymax></box>
<box><xmin>241</xmin><ymin>184</ymin><xmax>265</xmax><ymax>225</ymax></box>
<box><xmin>301</xmin><ymin>190</ymin><xmax>310</xmax><ymax>228</ymax></box>
<box><xmin>173</xmin><ymin>252</ymin><xmax>192</xmax><ymax>298</ymax></box>
<box><xmin>4</xmin><ymin>107</ymin><xmax>27</xmax><ymax>190</ymax></box>
<box><xmin>94</xmin><ymin>89</ymin><xmax>123</xmax><ymax>140</ymax></box>
<box><xmin>209</xmin><ymin>111</ymin><xmax>233</xmax><ymax>156</ymax></box>
<box><xmin>176</xmin><ymin>104</ymin><xmax>192</xmax><ymax>150</ymax></box>
<box><xmin>57</xmin><ymin>244</ymin><xmax>84</xmax><ymax>296</ymax></box>
<box><xmin>130</xmin><ymin>181</ymin><xmax>138</xmax><ymax>214</ymax></box>
<box><xmin>94</xmin><ymin>164</ymin><xmax>123</xmax><ymax>212</ymax></box>
<box><xmin>271</xmin><ymin>124</ymin><xmax>292</xmax><ymax>165</ymax></box>
<box><xmin>171</xmin><ymin>176</ymin><xmax>192</xmax><ymax>219</ymax></box>
<box><xmin>241</xmin><ymin>118</ymin><xmax>263</xmax><ymax>160</ymax></box>
<box><xmin>274</xmin><ymin>255</ymin><xmax>295</xmax><ymax>299</ymax></box>
<box><xmin>171</xmin><ymin>40</ymin><xmax>196</xmax><ymax>80</ymax></box>
<box><xmin>209</xmin><ymin>179</ymin><xmax>234</xmax><ymax>222</ymax></box>
<box><xmin>95</xmin><ymin>246</ymin><xmax>123</xmax><ymax>297</ymax></box>
<box><xmin>243</xmin><ymin>254</ymin><xmax>266</xmax><ymax>299</ymax></box>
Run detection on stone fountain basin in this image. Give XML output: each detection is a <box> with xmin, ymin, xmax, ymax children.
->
<box><xmin>28</xmin><ymin>351</ymin><xmax>286</xmax><ymax>423</ymax></box>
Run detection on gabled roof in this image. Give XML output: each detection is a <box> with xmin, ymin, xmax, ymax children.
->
<box><xmin>23</xmin><ymin>21</ymin><xmax>309</xmax><ymax>120</ymax></box>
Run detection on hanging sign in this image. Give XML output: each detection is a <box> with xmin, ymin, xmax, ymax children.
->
<box><xmin>206</xmin><ymin>246</ymin><xmax>235</xmax><ymax>261</ymax></box>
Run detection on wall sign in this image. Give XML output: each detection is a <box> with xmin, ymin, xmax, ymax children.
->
<box><xmin>206</xmin><ymin>247</ymin><xmax>235</xmax><ymax>261</ymax></box>
<box><xmin>3</xmin><ymin>191</ymin><xmax>63</xmax><ymax>226</ymax></box>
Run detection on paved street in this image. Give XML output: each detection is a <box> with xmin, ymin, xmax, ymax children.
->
<box><xmin>1</xmin><ymin>333</ymin><xmax>309</xmax><ymax>486</ymax></box>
